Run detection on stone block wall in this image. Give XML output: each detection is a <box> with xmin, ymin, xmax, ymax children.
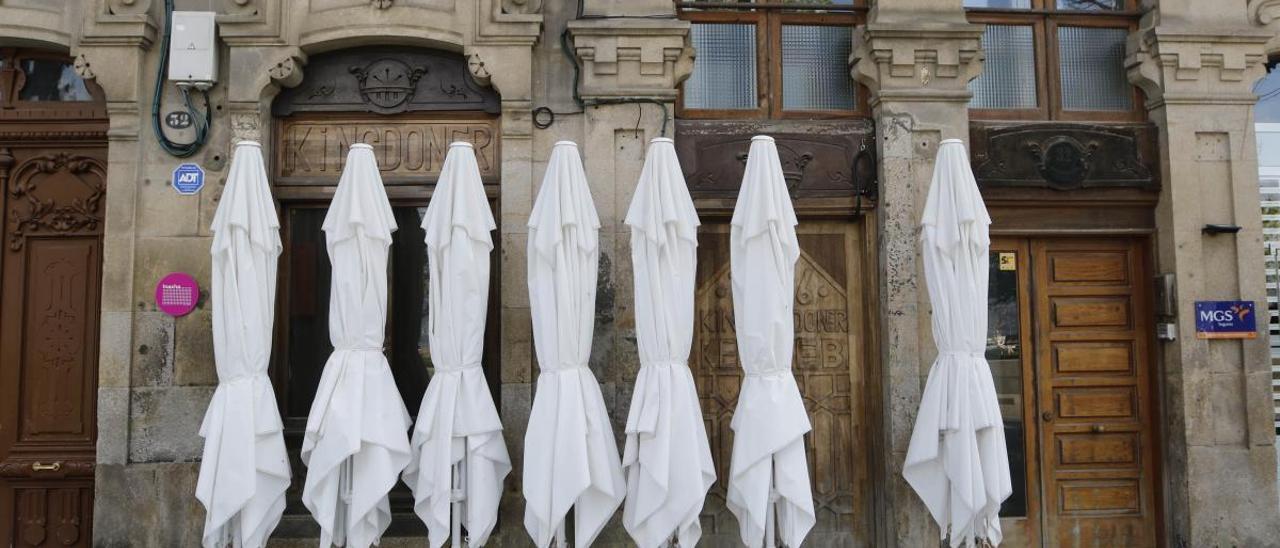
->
<box><xmin>0</xmin><ymin>0</ymin><xmax>1277</xmax><ymax>545</ymax></box>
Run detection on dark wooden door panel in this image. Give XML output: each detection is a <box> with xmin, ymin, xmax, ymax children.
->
<box><xmin>1032</xmin><ymin>238</ymin><xmax>1158</xmax><ymax>548</ymax></box>
<box><xmin>1</xmin><ymin>144</ymin><xmax>106</xmax><ymax>548</ymax></box>
<box><xmin>691</xmin><ymin>221</ymin><xmax>869</xmax><ymax>546</ymax></box>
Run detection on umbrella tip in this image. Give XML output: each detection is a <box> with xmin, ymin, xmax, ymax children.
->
<box><xmin>450</xmin><ymin>141</ymin><xmax>474</xmax><ymax>149</ymax></box>
<box><xmin>751</xmin><ymin>135</ymin><xmax>774</xmax><ymax>143</ymax></box>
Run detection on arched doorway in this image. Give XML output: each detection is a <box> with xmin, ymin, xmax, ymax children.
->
<box><xmin>0</xmin><ymin>47</ymin><xmax>108</xmax><ymax>548</ymax></box>
<box><xmin>265</xmin><ymin>46</ymin><xmax>501</xmax><ymax>538</ymax></box>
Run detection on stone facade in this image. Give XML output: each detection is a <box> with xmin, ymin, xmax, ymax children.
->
<box><xmin>0</xmin><ymin>0</ymin><xmax>1277</xmax><ymax>546</ymax></box>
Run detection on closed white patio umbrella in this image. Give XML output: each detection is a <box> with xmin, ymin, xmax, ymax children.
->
<box><xmin>523</xmin><ymin>141</ymin><xmax>626</xmax><ymax>548</ymax></box>
<box><xmin>904</xmin><ymin>138</ymin><xmax>1012</xmax><ymax>547</ymax></box>
<box><xmin>197</xmin><ymin>140</ymin><xmax>290</xmax><ymax>548</ymax></box>
<box><xmin>302</xmin><ymin>143</ymin><xmax>413</xmax><ymax>548</ymax></box>
<box><xmin>621</xmin><ymin>137</ymin><xmax>716</xmax><ymax>548</ymax></box>
<box><xmin>727</xmin><ymin>135</ymin><xmax>814</xmax><ymax>548</ymax></box>
<box><xmin>402</xmin><ymin>142</ymin><xmax>511</xmax><ymax>548</ymax></box>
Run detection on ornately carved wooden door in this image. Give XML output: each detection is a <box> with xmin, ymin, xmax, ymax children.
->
<box><xmin>691</xmin><ymin>220</ymin><xmax>870</xmax><ymax>547</ymax></box>
<box><xmin>0</xmin><ymin>48</ymin><xmax>108</xmax><ymax>548</ymax></box>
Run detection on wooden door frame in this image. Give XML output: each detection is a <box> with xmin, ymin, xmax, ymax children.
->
<box><xmin>989</xmin><ymin>233</ymin><xmax>1165</xmax><ymax>547</ymax></box>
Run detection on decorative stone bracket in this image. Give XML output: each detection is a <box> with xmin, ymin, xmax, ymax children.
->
<box><xmin>1249</xmin><ymin>0</ymin><xmax>1280</xmax><ymax>54</ymax></box>
<box><xmin>1127</xmin><ymin>26</ymin><xmax>1270</xmax><ymax>108</ymax></box>
<box><xmin>568</xmin><ymin>18</ymin><xmax>693</xmax><ymax>100</ymax></box>
<box><xmin>852</xmin><ymin>24</ymin><xmax>984</xmax><ymax>104</ymax></box>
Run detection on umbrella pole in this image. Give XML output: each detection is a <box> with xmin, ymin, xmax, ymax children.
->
<box><xmin>554</xmin><ymin>510</ymin><xmax>569</xmax><ymax>548</ymax></box>
<box><xmin>762</xmin><ymin>458</ymin><xmax>773</xmax><ymax>548</ymax></box>
<box><xmin>336</xmin><ymin>457</ymin><xmax>352</xmax><ymax>546</ymax></box>
<box><xmin>452</xmin><ymin>438</ymin><xmax>467</xmax><ymax>548</ymax></box>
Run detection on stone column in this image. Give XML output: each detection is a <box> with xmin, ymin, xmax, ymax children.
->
<box><xmin>853</xmin><ymin>4</ymin><xmax>983</xmax><ymax>546</ymax></box>
<box><xmin>1129</xmin><ymin>4</ymin><xmax>1280</xmax><ymax>544</ymax></box>
<box><xmin>567</xmin><ymin>12</ymin><xmax>692</xmax><ymax>442</ymax></box>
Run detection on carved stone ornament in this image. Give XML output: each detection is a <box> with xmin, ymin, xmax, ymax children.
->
<box><xmin>349</xmin><ymin>59</ymin><xmax>427</xmax><ymax>110</ymax></box>
<box><xmin>273</xmin><ymin>47</ymin><xmax>500</xmax><ymax>116</ymax></box>
<box><xmin>467</xmin><ymin>52</ymin><xmax>492</xmax><ymax>87</ymax></box>
<box><xmin>6</xmin><ymin>153</ymin><xmax>106</xmax><ymax>251</ymax></box>
<box><xmin>969</xmin><ymin>123</ymin><xmax>1158</xmax><ymax>192</ymax></box>
<box><xmin>502</xmin><ymin>0</ymin><xmax>543</xmax><ymax>15</ymax></box>
<box><xmin>371</xmin><ymin>0</ymin><xmax>393</xmax><ymax>8</ymax></box>
<box><xmin>231</xmin><ymin>112</ymin><xmax>261</xmax><ymax>142</ymax></box>
<box><xmin>675</xmin><ymin>120</ymin><xmax>877</xmax><ymax>200</ymax></box>
<box><xmin>73</xmin><ymin>54</ymin><xmax>94</xmax><ymax>80</ymax></box>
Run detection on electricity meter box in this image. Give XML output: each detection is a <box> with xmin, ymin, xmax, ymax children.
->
<box><xmin>168</xmin><ymin>11</ymin><xmax>218</xmax><ymax>88</ymax></box>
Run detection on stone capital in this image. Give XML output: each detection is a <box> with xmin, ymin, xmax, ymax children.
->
<box><xmin>81</xmin><ymin>0</ymin><xmax>157</xmax><ymax>48</ymax></box>
<box><xmin>568</xmin><ymin>18</ymin><xmax>693</xmax><ymax>101</ymax></box>
<box><xmin>852</xmin><ymin>23</ymin><xmax>984</xmax><ymax>107</ymax></box>
<box><xmin>1126</xmin><ymin>25</ymin><xmax>1271</xmax><ymax>110</ymax></box>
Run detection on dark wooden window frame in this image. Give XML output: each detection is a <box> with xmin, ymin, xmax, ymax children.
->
<box><xmin>676</xmin><ymin>2</ymin><xmax>870</xmax><ymax>120</ymax></box>
<box><xmin>966</xmin><ymin>2</ymin><xmax>1144</xmax><ymax>122</ymax></box>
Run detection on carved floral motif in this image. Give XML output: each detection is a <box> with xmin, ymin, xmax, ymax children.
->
<box><xmin>7</xmin><ymin>153</ymin><xmax>106</xmax><ymax>251</ymax></box>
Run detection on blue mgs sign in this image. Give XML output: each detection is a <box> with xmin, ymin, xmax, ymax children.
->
<box><xmin>172</xmin><ymin>163</ymin><xmax>205</xmax><ymax>195</ymax></box>
<box><xmin>1194</xmin><ymin>301</ymin><xmax>1257</xmax><ymax>339</ymax></box>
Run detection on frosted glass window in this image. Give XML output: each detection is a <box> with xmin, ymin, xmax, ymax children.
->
<box><xmin>969</xmin><ymin>25</ymin><xmax>1038</xmax><ymax>110</ymax></box>
<box><xmin>685</xmin><ymin>23</ymin><xmax>758</xmax><ymax>110</ymax></box>
<box><xmin>782</xmin><ymin>25</ymin><xmax>855</xmax><ymax>111</ymax></box>
<box><xmin>964</xmin><ymin>0</ymin><xmax>1032</xmax><ymax>7</ymax></box>
<box><xmin>1056</xmin><ymin>0</ymin><xmax>1124</xmax><ymax>11</ymax></box>
<box><xmin>1058</xmin><ymin>26</ymin><xmax>1131</xmax><ymax>111</ymax></box>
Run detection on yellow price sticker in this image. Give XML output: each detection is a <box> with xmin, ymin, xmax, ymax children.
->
<box><xmin>998</xmin><ymin>252</ymin><xmax>1016</xmax><ymax>271</ymax></box>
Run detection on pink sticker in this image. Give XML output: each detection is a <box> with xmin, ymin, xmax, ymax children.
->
<box><xmin>155</xmin><ymin>272</ymin><xmax>199</xmax><ymax>317</ymax></box>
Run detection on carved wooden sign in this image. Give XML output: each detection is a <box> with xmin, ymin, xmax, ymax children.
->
<box><xmin>674</xmin><ymin>120</ymin><xmax>876</xmax><ymax>200</ymax></box>
<box><xmin>272</xmin><ymin>47</ymin><xmax>500</xmax><ymax>117</ymax></box>
<box><xmin>969</xmin><ymin>122</ymin><xmax>1159</xmax><ymax>191</ymax></box>
<box><xmin>275</xmin><ymin>117</ymin><xmax>498</xmax><ymax>183</ymax></box>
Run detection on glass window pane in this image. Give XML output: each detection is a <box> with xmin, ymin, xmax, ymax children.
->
<box><xmin>284</xmin><ymin>206</ymin><xmax>431</xmax><ymax>419</ymax></box>
<box><xmin>1058</xmin><ymin>26</ymin><xmax>1132</xmax><ymax>112</ymax></box>
<box><xmin>781</xmin><ymin>24</ymin><xmax>855</xmax><ymax>111</ymax></box>
<box><xmin>987</xmin><ymin>250</ymin><xmax>1028</xmax><ymax>518</ymax></box>
<box><xmin>969</xmin><ymin>25</ymin><xmax>1038</xmax><ymax>110</ymax></box>
<box><xmin>1056</xmin><ymin>0</ymin><xmax>1124</xmax><ymax>11</ymax></box>
<box><xmin>17</xmin><ymin>59</ymin><xmax>92</xmax><ymax>101</ymax></box>
<box><xmin>685</xmin><ymin>23</ymin><xmax>758</xmax><ymax>110</ymax></box>
<box><xmin>965</xmin><ymin>0</ymin><xmax>1032</xmax><ymax>7</ymax></box>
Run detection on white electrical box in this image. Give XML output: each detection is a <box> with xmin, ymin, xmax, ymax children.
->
<box><xmin>168</xmin><ymin>11</ymin><xmax>218</xmax><ymax>89</ymax></box>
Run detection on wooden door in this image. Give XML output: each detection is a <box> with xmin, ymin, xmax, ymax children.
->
<box><xmin>989</xmin><ymin>237</ymin><xmax>1158</xmax><ymax>548</ymax></box>
<box><xmin>1031</xmin><ymin>238</ymin><xmax>1157</xmax><ymax>547</ymax></box>
<box><xmin>691</xmin><ymin>220</ymin><xmax>871</xmax><ymax>547</ymax></box>
<box><xmin>0</xmin><ymin>48</ymin><xmax>108</xmax><ymax>548</ymax></box>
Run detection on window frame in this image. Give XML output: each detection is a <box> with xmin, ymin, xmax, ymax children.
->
<box><xmin>965</xmin><ymin>1</ymin><xmax>1144</xmax><ymax>122</ymax></box>
<box><xmin>677</xmin><ymin>3</ymin><xmax>869</xmax><ymax>120</ymax></box>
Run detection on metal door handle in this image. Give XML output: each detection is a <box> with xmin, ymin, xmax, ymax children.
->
<box><xmin>31</xmin><ymin>462</ymin><xmax>61</xmax><ymax>472</ymax></box>
<box><xmin>1091</xmin><ymin>424</ymin><xmax>1106</xmax><ymax>434</ymax></box>
<box><xmin>1041</xmin><ymin>411</ymin><xmax>1054</xmax><ymax>422</ymax></box>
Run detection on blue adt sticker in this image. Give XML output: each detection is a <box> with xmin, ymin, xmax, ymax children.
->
<box><xmin>172</xmin><ymin>163</ymin><xmax>205</xmax><ymax>195</ymax></box>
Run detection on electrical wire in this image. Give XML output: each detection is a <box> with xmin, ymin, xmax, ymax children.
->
<box><xmin>152</xmin><ymin>0</ymin><xmax>212</xmax><ymax>158</ymax></box>
<box><xmin>558</xmin><ymin>27</ymin><xmax>671</xmax><ymax>136</ymax></box>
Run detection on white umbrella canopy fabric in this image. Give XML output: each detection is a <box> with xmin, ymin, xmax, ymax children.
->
<box><xmin>197</xmin><ymin>141</ymin><xmax>291</xmax><ymax>548</ymax></box>
<box><xmin>904</xmin><ymin>138</ymin><xmax>1012</xmax><ymax>547</ymax></box>
<box><xmin>621</xmin><ymin>137</ymin><xmax>716</xmax><ymax>548</ymax></box>
<box><xmin>523</xmin><ymin>141</ymin><xmax>626</xmax><ymax>548</ymax></box>
<box><xmin>302</xmin><ymin>143</ymin><xmax>413</xmax><ymax>548</ymax></box>
<box><xmin>727</xmin><ymin>135</ymin><xmax>815</xmax><ymax>548</ymax></box>
<box><xmin>402</xmin><ymin>142</ymin><xmax>511</xmax><ymax>548</ymax></box>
